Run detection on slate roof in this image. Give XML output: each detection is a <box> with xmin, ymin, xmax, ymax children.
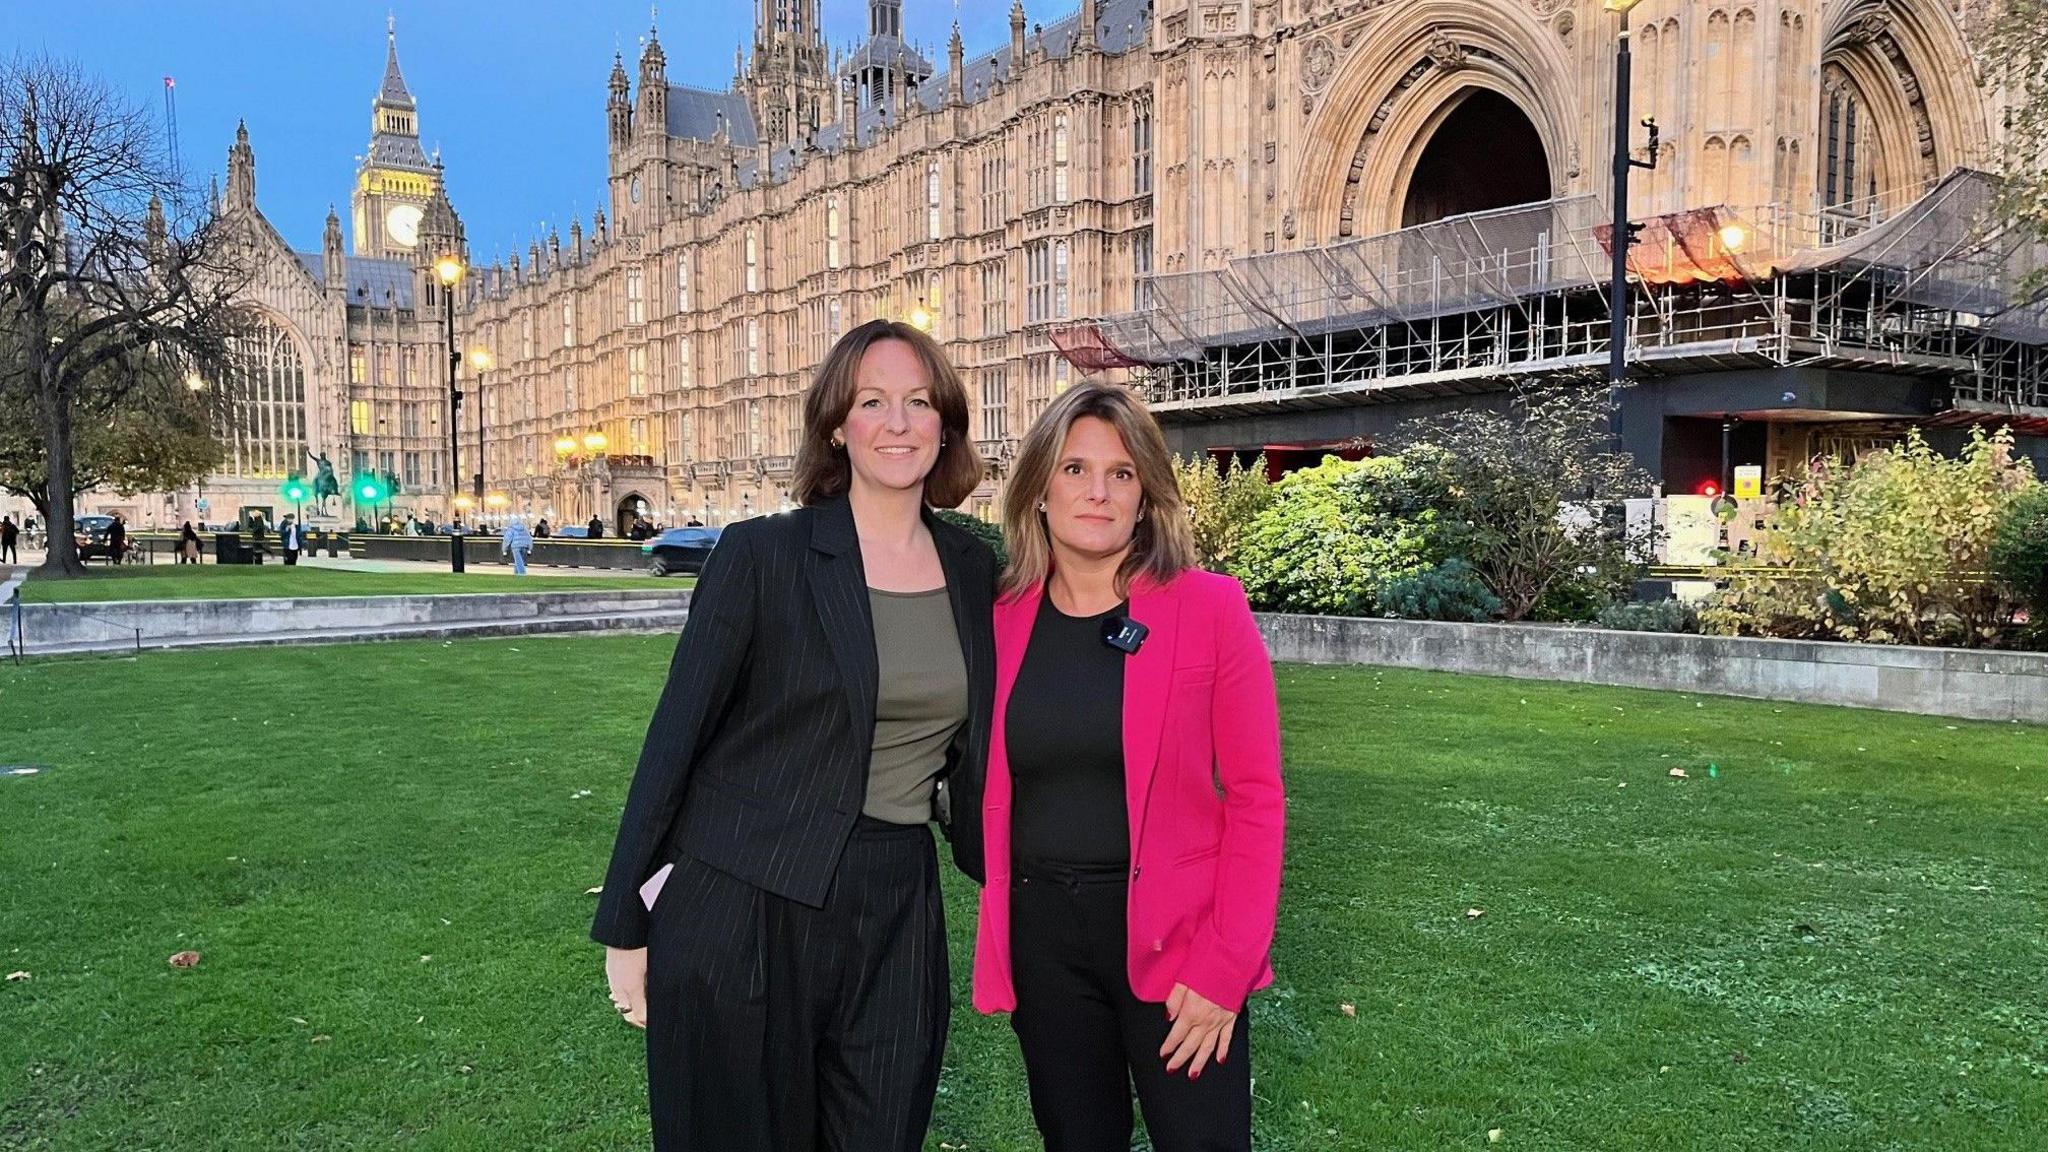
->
<box><xmin>665</xmin><ymin>84</ymin><xmax>760</xmax><ymax>146</ymax></box>
<box><xmin>297</xmin><ymin>253</ymin><xmax>419</xmax><ymax>311</ymax></box>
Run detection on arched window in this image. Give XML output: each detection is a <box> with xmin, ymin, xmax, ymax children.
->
<box><xmin>745</xmin><ymin>231</ymin><xmax>759</xmax><ymax>293</ymax></box>
<box><xmin>1820</xmin><ymin>63</ymin><xmax>1878</xmax><ymax>213</ymax></box>
<box><xmin>827</xmin><ymin>198</ymin><xmax>842</xmax><ymax>269</ymax></box>
<box><xmin>1053</xmin><ymin>113</ymin><xmax>1070</xmax><ymax>203</ymax></box>
<box><xmin>1053</xmin><ymin>240</ymin><xmax>1069</xmax><ymax>319</ymax></box>
<box><xmin>225</xmin><ymin>318</ymin><xmax>306</xmax><ymax>479</ymax></box>
<box><xmin>927</xmin><ymin>162</ymin><xmax>942</xmax><ymax>240</ymax></box>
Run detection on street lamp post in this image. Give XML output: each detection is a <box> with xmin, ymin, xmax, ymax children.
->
<box><xmin>1606</xmin><ymin>0</ymin><xmax>1661</xmax><ymax>456</ymax></box>
<box><xmin>435</xmin><ymin>254</ymin><xmax>466</xmax><ymax>572</ymax></box>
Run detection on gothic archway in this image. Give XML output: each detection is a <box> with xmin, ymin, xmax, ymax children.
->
<box><xmin>1815</xmin><ymin>1</ymin><xmax>1991</xmax><ymax>215</ymax></box>
<box><xmin>1299</xmin><ymin>3</ymin><xmax>1575</xmax><ymax>240</ymax></box>
<box><xmin>1399</xmin><ymin>89</ymin><xmax>1552</xmax><ymax>227</ymax></box>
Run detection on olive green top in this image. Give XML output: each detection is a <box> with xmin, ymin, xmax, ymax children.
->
<box><xmin>864</xmin><ymin>586</ymin><xmax>969</xmax><ymax>824</ymax></box>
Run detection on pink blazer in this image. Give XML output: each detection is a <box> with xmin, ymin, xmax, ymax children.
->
<box><xmin>972</xmin><ymin>568</ymin><xmax>1285</xmax><ymax>1015</ymax></box>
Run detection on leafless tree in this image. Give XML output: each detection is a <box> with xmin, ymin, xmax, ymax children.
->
<box><xmin>0</xmin><ymin>54</ymin><xmax>252</xmax><ymax>576</ymax></box>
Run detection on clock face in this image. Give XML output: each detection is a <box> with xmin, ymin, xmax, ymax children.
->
<box><xmin>386</xmin><ymin>203</ymin><xmax>424</xmax><ymax>248</ymax></box>
<box><xmin>630</xmin><ymin>176</ymin><xmax>642</xmax><ymax>204</ymax></box>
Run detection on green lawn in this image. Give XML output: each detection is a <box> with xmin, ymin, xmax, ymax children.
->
<box><xmin>15</xmin><ymin>564</ymin><xmax>686</xmax><ymax>604</ymax></box>
<box><xmin>1</xmin><ymin>639</ymin><xmax>2042</xmax><ymax>1150</ymax></box>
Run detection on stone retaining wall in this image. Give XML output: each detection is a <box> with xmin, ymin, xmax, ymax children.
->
<box><xmin>19</xmin><ymin>588</ymin><xmax>692</xmax><ymax>655</ymax></box>
<box><xmin>1256</xmin><ymin>614</ymin><xmax>2048</xmax><ymax>724</ymax></box>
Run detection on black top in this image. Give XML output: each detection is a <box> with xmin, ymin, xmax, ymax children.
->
<box><xmin>1006</xmin><ymin>593</ymin><xmax>1129</xmax><ymax>871</ymax></box>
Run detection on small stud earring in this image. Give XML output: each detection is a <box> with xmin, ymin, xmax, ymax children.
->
<box><xmin>1036</xmin><ymin>500</ymin><xmax>1046</xmax><ymax>512</ymax></box>
<box><xmin>831</xmin><ymin>438</ymin><xmax>844</xmax><ymax>449</ymax></box>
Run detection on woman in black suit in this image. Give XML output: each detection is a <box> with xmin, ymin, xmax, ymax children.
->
<box><xmin>594</xmin><ymin>319</ymin><xmax>996</xmax><ymax>1151</ymax></box>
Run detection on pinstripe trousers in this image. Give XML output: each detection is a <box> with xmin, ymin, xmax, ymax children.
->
<box><xmin>643</xmin><ymin>817</ymin><xmax>948</xmax><ymax>1152</ymax></box>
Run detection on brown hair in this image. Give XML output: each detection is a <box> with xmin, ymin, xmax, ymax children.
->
<box><xmin>793</xmin><ymin>319</ymin><xmax>984</xmax><ymax>508</ymax></box>
<box><xmin>1000</xmin><ymin>382</ymin><xmax>1197</xmax><ymax>597</ymax></box>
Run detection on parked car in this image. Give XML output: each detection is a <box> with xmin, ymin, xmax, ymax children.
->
<box><xmin>643</xmin><ymin>526</ymin><xmax>721</xmax><ymax>577</ymax></box>
<box><xmin>74</xmin><ymin>515</ymin><xmax>117</xmax><ymax>561</ymax></box>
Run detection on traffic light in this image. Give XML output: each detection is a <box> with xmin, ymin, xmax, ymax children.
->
<box><xmin>385</xmin><ymin>471</ymin><xmax>404</xmax><ymax>499</ymax></box>
<box><xmin>354</xmin><ymin>475</ymin><xmax>388</xmax><ymax>504</ymax></box>
<box><xmin>281</xmin><ymin>475</ymin><xmax>310</xmax><ymax>503</ymax></box>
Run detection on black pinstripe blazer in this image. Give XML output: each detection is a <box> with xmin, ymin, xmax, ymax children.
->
<box><xmin>591</xmin><ymin>495</ymin><xmax>998</xmax><ymax>950</ymax></box>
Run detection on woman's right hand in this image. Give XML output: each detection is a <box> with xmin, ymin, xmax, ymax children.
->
<box><xmin>605</xmin><ymin>946</ymin><xmax>649</xmax><ymax>1029</ymax></box>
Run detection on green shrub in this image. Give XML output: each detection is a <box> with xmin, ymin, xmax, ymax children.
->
<box><xmin>1230</xmin><ymin>456</ymin><xmax>1442</xmax><ymax>615</ymax></box>
<box><xmin>1174</xmin><ymin>453</ymin><xmax>1274</xmax><ymax>573</ymax></box>
<box><xmin>1390</xmin><ymin>387</ymin><xmax>1654</xmax><ymax>622</ymax></box>
<box><xmin>1379</xmin><ymin>559</ymin><xmax>1501</xmax><ymax>622</ymax></box>
<box><xmin>1701</xmin><ymin>429</ymin><xmax>2034</xmax><ymax>646</ymax></box>
<box><xmin>1597</xmin><ymin>598</ymin><xmax>1701</xmax><ymax>634</ymax></box>
<box><xmin>1990</xmin><ymin>483</ymin><xmax>2048</xmax><ymax>614</ymax></box>
<box><xmin>934</xmin><ymin>508</ymin><xmax>1007</xmax><ymax>569</ymax></box>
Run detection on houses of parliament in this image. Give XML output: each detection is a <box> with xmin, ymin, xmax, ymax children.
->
<box><xmin>100</xmin><ymin>0</ymin><xmax>2036</xmax><ymax>532</ymax></box>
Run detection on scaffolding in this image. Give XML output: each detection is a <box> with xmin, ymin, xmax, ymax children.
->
<box><xmin>1055</xmin><ymin>169</ymin><xmax>2048</xmax><ymax>421</ymax></box>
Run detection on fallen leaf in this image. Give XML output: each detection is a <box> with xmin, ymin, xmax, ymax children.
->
<box><xmin>1488</xmin><ymin>1129</ymin><xmax>1504</xmax><ymax>1144</ymax></box>
<box><xmin>1668</xmin><ymin>768</ymin><xmax>1688</xmax><ymax>779</ymax></box>
<box><xmin>1340</xmin><ymin>1003</ymin><xmax>1356</xmax><ymax>1017</ymax></box>
<box><xmin>5</xmin><ymin>971</ymin><xmax>29</xmax><ymax>982</ymax></box>
<box><xmin>290</xmin><ymin>1017</ymin><xmax>308</xmax><ymax>1025</ymax></box>
<box><xmin>1465</xmin><ymin>908</ymin><xmax>1485</xmax><ymax>920</ymax></box>
<box><xmin>419</xmin><ymin>954</ymin><xmax>433</xmax><ymax>963</ymax></box>
<box><xmin>168</xmin><ymin>951</ymin><xmax>201</xmax><ymax>968</ymax></box>
<box><xmin>311</xmin><ymin>1034</ymin><xmax>331</xmax><ymax>1044</ymax></box>
<box><xmin>584</xmin><ymin>886</ymin><xmax>604</xmax><ymax>895</ymax></box>
<box><xmin>458</xmin><ymin>1064</ymin><xmax>473</xmax><ymax>1074</ymax></box>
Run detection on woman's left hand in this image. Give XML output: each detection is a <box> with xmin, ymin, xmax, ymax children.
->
<box><xmin>1159</xmin><ymin>983</ymin><xmax>1238</xmax><ymax>1078</ymax></box>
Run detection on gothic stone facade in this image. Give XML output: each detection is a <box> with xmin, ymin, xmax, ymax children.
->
<box><xmin>459</xmin><ymin>0</ymin><xmax>2007</xmax><ymax>528</ymax></box>
<box><xmin>79</xmin><ymin>1</ymin><xmax>2012</xmax><ymax>532</ymax></box>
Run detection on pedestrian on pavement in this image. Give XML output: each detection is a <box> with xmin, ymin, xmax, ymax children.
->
<box><xmin>501</xmin><ymin>517</ymin><xmax>534</xmax><ymax>576</ymax></box>
<box><xmin>973</xmin><ymin>383</ymin><xmax>1284</xmax><ymax>1152</ymax></box>
<box><xmin>685</xmin><ymin>516</ymin><xmax>704</xmax><ymax>527</ymax></box>
<box><xmin>0</xmin><ymin>515</ymin><xmax>17</xmax><ymax>564</ymax></box>
<box><xmin>107</xmin><ymin>514</ymin><xmax>128</xmax><ymax>566</ymax></box>
<box><xmin>280</xmin><ymin>514</ymin><xmax>302</xmax><ymax>566</ymax></box>
<box><xmin>587</xmin><ymin>515</ymin><xmax>604</xmax><ymax>539</ymax></box>
<box><xmin>404</xmin><ymin>514</ymin><xmax>420</xmax><ymax>537</ymax></box>
<box><xmin>535</xmin><ymin>518</ymin><xmax>551</xmax><ymax>538</ymax></box>
<box><xmin>179</xmin><ymin>521</ymin><xmax>202</xmax><ymax>564</ymax></box>
<box><xmin>594</xmin><ymin>318</ymin><xmax>996</xmax><ymax>1152</ymax></box>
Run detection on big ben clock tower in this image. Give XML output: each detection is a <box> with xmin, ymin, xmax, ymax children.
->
<box><xmin>350</xmin><ymin>17</ymin><xmax>441</xmax><ymax>260</ymax></box>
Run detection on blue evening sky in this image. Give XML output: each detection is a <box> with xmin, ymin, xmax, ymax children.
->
<box><xmin>7</xmin><ymin>1</ymin><xmax>1025</xmax><ymax>259</ymax></box>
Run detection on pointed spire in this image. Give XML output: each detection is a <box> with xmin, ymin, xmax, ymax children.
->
<box><xmin>380</xmin><ymin>13</ymin><xmax>415</xmax><ymax>108</ymax></box>
<box><xmin>948</xmin><ymin>24</ymin><xmax>965</xmax><ymax>105</ymax></box>
<box><xmin>1011</xmin><ymin>0</ymin><xmax>1028</xmax><ymax>70</ymax></box>
<box><xmin>226</xmin><ymin>119</ymin><xmax>255</xmax><ymax>210</ymax></box>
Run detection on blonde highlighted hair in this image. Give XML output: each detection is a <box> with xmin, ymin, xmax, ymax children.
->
<box><xmin>1000</xmin><ymin>382</ymin><xmax>1196</xmax><ymax>597</ymax></box>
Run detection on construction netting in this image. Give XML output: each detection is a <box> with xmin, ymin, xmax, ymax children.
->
<box><xmin>1056</xmin><ymin>167</ymin><xmax>2048</xmax><ymax>372</ymax></box>
<box><xmin>1779</xmin><ymin>169</ymin><xmax>2048</xmax><ymax>345</ymax></box>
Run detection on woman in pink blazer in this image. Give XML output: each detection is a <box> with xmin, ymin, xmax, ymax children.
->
<box><xmin>973</xmin><ymin>383</ymin><xmax>1284</xmax><ymax>1152</ymax></box>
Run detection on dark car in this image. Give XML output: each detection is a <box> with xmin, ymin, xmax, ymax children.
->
<box><xmin>643</xmin><ymin>526</ymin><xmax>721</xmax><ymax>577</ymax></box>
<box><xmin>74</xmin><ymin>515</ymin><xmax>117</xmax><ymax>561</ymax></box>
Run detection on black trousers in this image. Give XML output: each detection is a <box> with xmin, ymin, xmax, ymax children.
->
<box><xmin>1010</xmin><ymin>867</ymin><xmax>1253</xmax><ymax>1152</ymax></box>
<box><xmin>283</xmin><ymin>547</ymin><xmax>299</xmax><ymax>565</ymax></box>
<box><xmin>644</xmin><ymin>817</ymin><xmax>947</xmax><ymax>1152</ymax></box>
<box><xmin>0</xmin><ymin>541</ymin><xmax>14</xmax><ymax>563</ymax></box>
